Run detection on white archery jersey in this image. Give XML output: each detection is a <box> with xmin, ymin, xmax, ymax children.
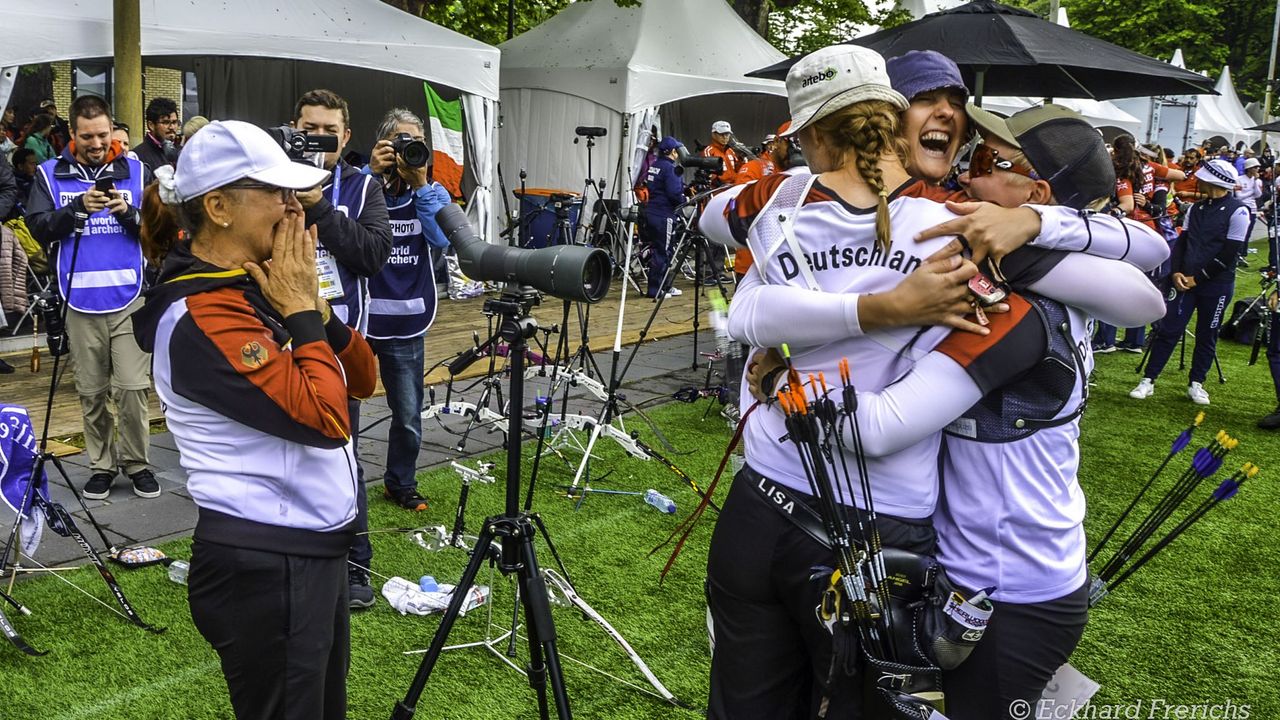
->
<box><xmin>734</xmin><ymin>175</ymin><xmax>959</xmax><ymax>519</ymax></box>
<box><xmin>936</xmin><ymin>303</ymin><xmax>1095</xmax><ymax>603</ymax></box>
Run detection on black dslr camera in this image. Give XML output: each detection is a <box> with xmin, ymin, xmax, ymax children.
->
<box><xmin>391</xmin><ymin>132</ymin><xmax>431</xmax><ymax>169</ymax></box>
<box><xmin>266</xmin><ymin>126</ymin><xmax>339</xmax><ymax>161</ymax></box>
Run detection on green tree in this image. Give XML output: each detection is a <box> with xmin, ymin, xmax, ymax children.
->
<box><xmin>381</xmin><ymin>0</ymin><xmax>572</xmax><ymax>45</ymax></box>
<box><xmin>731</xmin><ymin>0</ymin><xmax>910</xmax><ymax>56</ymax></box>
<box><xmin>1006</xmin><ymin>0</ymin><xmax>1275</xmax><ymax>109</ymax></box>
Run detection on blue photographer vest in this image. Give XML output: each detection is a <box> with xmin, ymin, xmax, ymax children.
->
<box><xmin>44</xmin><ymin>157</ymin><xmax>146</xmax><ymax>313</ymax></box>
<box><xmin>366</xmin><ymin>193</ymin><xmax>437</xmax><ymax>339</ymax></box>
<box><xmin>317</xmin><ymin>166</ymin><xmax>373</xmax><ymax>331</ymax></box>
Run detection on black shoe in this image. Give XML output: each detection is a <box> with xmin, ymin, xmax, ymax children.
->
<box><xmin>349</xmin><ymin>567</ymin><xmax>376</xmax><ymax>609</ymax></box>
<box><xmin>383</xmin><ymin>487</ymin><xmax>430</xmax><ymax>512</ymax></box>
<box><xmin>83</xmin><ymin>472</ymin><xmax>116</xmax><ymax>500</ymax></box>
<box><xmin>129</xmin><ymin>469</ymin><xmax>161</xmax><ymax>499</ymax></box>
<box><xmin>1259</xmin><ymin>406</ymin><xmax>1280</xmax><ymax>430</ymax></box>
<box><xmin>0</xmin><ymin>358</ymin><xmax>13</xmax><ymax>374</ymax></box>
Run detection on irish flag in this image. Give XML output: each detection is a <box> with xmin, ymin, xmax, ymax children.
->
<box><xmin>424</xmin><ymin>82</ymin><xmax>464</xmax><ymax>199</ymax></box>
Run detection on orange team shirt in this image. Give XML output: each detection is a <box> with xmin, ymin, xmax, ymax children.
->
<box><xmin>730</xmin><ymin>158</ymin><xmax>777</xmax><ymax>274</ymax></box>
<box><xmin>702</xmin><ymin>144</ymin><xmax>743</xmax><ymax>186</ymax></box>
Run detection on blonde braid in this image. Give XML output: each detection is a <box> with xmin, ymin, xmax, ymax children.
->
<box><xmin>815</xmin><ymin>100</ymin><xmax>903</xmax><ymax>253</ymax></box>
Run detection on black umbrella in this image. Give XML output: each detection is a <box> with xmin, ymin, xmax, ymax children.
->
<box><xmin>1248</xmin><ymin>119</ymin><xmax>1280</xmax><ymax>133</ymax></box>
<box><xmin>748</xmin><ymin>0</ymin><xmax>1216</xmax><ymax>104</ymax></box>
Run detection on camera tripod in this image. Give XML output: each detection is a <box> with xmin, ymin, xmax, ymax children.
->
<box><xmin>0</xmin><ymin>215</ymin><xmax>162</xmax><ymax>654</ymax></box>
<box><xmin>393</xmin><ymin>286</ymin><xmax>572</xmax><ymax>720</ymax></box>
<box><xmin>621</xmin><ymin>195</ymin><xmax>728</xmax><ymax>380</ymax></box>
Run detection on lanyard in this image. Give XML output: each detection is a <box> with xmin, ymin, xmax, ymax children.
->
<box><xmin>330</xmin><ymin>164</ymin><xmax>341</xmax><ymax>207</ymax></box>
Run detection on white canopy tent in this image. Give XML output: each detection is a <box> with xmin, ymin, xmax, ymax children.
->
<box><xmin>1195</xmin><ymin>66</ymin><xmax>1261</xmax><ymax>149</ymax></box>
<box><xmin>498</xmin><ymin>0</ymin><xmax>788</xmax><ymax>207</ymax></box>
<box><xmin>1111</xmin><ymin>52</ymin><xmax>1262</xmax><ymax>152</ymax></box>
<box><xmin>0</xmin><ymin>0</ymin><xmax>502</xmax><ymax>240</ymax></box>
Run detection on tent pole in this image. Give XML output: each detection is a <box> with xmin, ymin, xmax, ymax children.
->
<box><xmin>1263</xmin><ymin>0</ymin><xmax>1279</xmax><ymax>151</ymax></box>
<box><xmin>113</xmin><ymin>0</ymin><xmax>143</xmax><ymax>148</ymax></box>
<box><xmin>974</xmin><ymin>69</ymin><xmax>985</xmax><ymax>107</ymax></box>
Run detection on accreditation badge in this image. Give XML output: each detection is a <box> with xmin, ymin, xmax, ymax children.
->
<box><xmin>316</xmin><ymin>251</ymin><xmax>345</xmax><ymax>301</ymax></box>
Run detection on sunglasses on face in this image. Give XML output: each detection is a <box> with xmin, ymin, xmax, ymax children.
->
<box><xmin>968</xmin><ymin>143</ymin><xmax>1038</xmax><ymax>179</ymax></box>
<box><xmin>227</xmin><ymin>181</ymin><xmax>295</xmax><ymax>203</ymax></box>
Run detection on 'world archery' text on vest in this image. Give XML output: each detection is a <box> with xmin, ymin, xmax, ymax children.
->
<box><xmin>43</xmin><ymin>156</ymin><xmax>146</xmax><ymax>313</ymax></box>
<box><xmin>366</xmin><ymin>192</ymin><xmax>437</xmax><ymax>340</ymax></box>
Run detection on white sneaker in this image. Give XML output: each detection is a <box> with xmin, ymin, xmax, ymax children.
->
<box><xmin>1129</xmin><ymin>378</ymin><xmax>1155</xmax><ymax>399</ymax></box>
<box><xmin>1187</xmin><ymin>382</ymin><xmax>1210</xmax><ymax>405</ymax></box>
<box><xmin>665</xmin><ymin>287</ymin><xmax>683</xmax><ymax>298</ymax></box>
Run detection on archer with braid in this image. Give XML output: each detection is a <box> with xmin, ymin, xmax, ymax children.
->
<box><xmin>698</xmin><ymin>45</ymin><xmax>988</xmax><ymax>719</ymax></box>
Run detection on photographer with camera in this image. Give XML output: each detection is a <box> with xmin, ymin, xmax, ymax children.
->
<box><xmin>134</xmin><ymin>97</ymin><xmax>180</xmax><ymax>175</ymax></box>
<box><xmin>703</xmin><ymin>121</ymin><xmax>744</xmax><ymax>187</ymax></box>
<box><xmin>291</xmin><ymin>88</ymin><xmax>393</xmax><ymax>609</ymax></box>
<box><xmin>642</xmin><ymin>136</ymin><xmax>685</xmax><ymax>299</ymax></box>
<box><xmin>25</xmin><ymin>94</ymin><xmax>159</xmax><ymax>501</ymax></box>
<box><xmin>345</xmin><ymin>108</ymin><xmax>448</xmax><ymax>573</ymax></box>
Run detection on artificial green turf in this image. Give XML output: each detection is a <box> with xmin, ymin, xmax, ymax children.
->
<box><xmin>1</xmin><ymin>239</ymin><xmax>1277</xmax><ymax>718</ymax></box>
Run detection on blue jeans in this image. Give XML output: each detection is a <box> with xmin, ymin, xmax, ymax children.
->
<box><xmin>348</xmin><ymin>398</ymin><xmax>370</xmax><ymax>569</ymax></box>
<box><xmin>369</xmin><ymin>337</ymin><xmax>426</xmax><ymax>496</ymax></box>
<box><xmin>1143</xmin><ymin>278</ymin><xmax>1234</xmax><ymax>384</ymax></box>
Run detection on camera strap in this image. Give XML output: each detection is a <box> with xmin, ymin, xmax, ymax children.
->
<box><xmin>746</xmin><ymin>173</ymin><xmax>821</xmax><ymax>291</ymax></box>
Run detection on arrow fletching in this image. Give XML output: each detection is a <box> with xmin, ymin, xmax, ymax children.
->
<box><xmin>1170</xmin><ymin>429</ymin><xmax>1193</xmax><ymax>454</ymax></box>
<box><xmin>1190</xmin><ymin>447</ymin><xmax>1213</xmax><ymax>473</ymax></box>
<box><xmin>1200</xmin><ymin>454</ymin><xmax>1225</xmax><ymax>479</ymax></box>
<box><xmin>1212</xmin><ymin>478</ymin><xmax>1241</xmax><ymax>501</ymax></box>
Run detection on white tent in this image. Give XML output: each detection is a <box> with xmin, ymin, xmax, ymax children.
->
<box><xmin>1110</xmin><ymin>53</ymin><xmax>1264</xmax><ymax>152</ymax></box>
<box><xmin>1195</xmin><ymin>66</ymin><xmax>1261</xmax><ymax>149</ymax></box>
<box><xmin>0</xmin><ymin>0</ymin><xmax>501</xmax><ymax>240</ymax></box>
<box><xmin>498</xmin><ymin>0</ymin><xmax>788</xmax><ymax>205</ymax></box>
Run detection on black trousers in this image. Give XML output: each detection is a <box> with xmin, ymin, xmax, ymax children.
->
<box><xmin>706</xmin><ymin>467</ymin><xmax>936</xmax><ymax>720</ymax></box>
<box><xmin>941</xmin><ymin>582</ymin><xmax>1089</xmax><ymax>720</ymax></box>
<box><xmin>189</xmin><ymin>539</ymin><xmax>350</xmax><ymax>720</ymax></box>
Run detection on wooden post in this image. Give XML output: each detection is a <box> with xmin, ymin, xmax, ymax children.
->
<box><xmin>113</xmin><ymin>0</ymin><xmax>143</xmax><ymax>146</ymax></box>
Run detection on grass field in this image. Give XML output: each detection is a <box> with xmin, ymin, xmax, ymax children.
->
<box><xmin>0</xmin><ymin>241</ymin><xmax>1276</xmax><ymax>719</ymax></box>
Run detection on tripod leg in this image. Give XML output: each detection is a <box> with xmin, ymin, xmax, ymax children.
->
<box><xmin>617</xmin><ymin>237</ymin><xmax>694</xmax><ymax>386</ymax></box>
<box><xmin>1178</xmin><ymin>328</ymin><xmax>1187</xmax><ymax>370</ymax></box>
<box><xmin>517</xmin><ymin>529</ymin><xmax>573</xmax><ymax>720</ymax></box>
<box><xmin>449</xmin><ymin>481</ymin><xmax>471</xmax><ymax>547</ymax></box>
<box><xmin>392</xmin><ymin>520</ymin><xmax>500</xmax><ymax>720</ymax></box>
<box><xmin>691</xmin><ymin>244</ymin><xmax>702</xmax><ymax>369</ymax></box>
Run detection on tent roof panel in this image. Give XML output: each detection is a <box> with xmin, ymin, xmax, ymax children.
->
<box><xmin>3</xmin><ymin>0</ymin><xmax>500</xmax><ymax>99</ymax></box>
<box><xmin>500</xmin><ymin>0</ymin><xmax>785</xmax><ymax>112</ymax></box>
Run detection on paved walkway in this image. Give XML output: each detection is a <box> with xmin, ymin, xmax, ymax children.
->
<box><xmin>11</xmin><ymin>330</ymin><xmax>722</xmax><ymax>568</ymax></box>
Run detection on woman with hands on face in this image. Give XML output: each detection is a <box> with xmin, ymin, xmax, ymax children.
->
<box><xmin>133</xmin><ymin>120</ymin><xmax>376</xmax><ymax>720</ymax></box>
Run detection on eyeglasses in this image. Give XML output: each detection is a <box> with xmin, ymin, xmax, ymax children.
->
<box><xmin>968</xmin><ymin>143</ymin><xmax>1038</xmax><ymax>179</ymax></box>
<box><xmin>226</xmin><ymin>181</ymin><xmax>295</xmax><ymax>203</ymax></box>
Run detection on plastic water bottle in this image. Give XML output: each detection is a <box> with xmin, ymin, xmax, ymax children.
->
<box><xmin>644</xmin><ymin>489</ymin><xmax>676</xmax><ymax>514</ymax></box>
<box><xmin>418</xmin><ymin>575</ymin><xmax>439</xmax><ymax>592</ymax></box>
<box><xmin>168</xmin><ymin>560</ymin><xmax>190</xmax><ymax>585</ymax></box>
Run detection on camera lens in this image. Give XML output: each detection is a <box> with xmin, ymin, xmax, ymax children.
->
<box><xmin>402</xmin><ymin>142</ymin><xmax>429</xmax><ymax>168</ymax></box>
